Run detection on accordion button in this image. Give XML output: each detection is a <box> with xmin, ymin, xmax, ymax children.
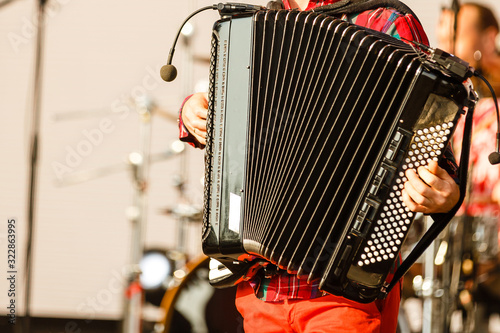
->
<box><xmin>385</xmin><ymin>148</ymin><xmax>396</xmax><ymax>160</ymax></box>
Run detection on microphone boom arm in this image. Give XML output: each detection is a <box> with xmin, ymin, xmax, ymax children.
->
<box><xmin>160</xmin><ymin>3</ymin><xmax>265</xmax><ymax>82</ymax></box>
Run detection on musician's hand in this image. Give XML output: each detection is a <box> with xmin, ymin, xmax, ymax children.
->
<box><xmin>402</xmin><ymin>160</ymin><xmax>459</xmax><ymax>214</ymax></box>
<box><xmin>181</xmin><ymin>92</ymin><xmax>208</xmax><ymax>145</ymax></box>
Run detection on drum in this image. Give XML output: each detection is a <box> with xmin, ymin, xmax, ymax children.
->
<box><xmin>158</xmin><ymin>256</ymin><xmax>243</xmax><ymax>333</ymax></box>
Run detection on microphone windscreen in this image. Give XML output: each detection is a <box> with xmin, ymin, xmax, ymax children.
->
<box><xmin>160</xmin><ymin>64</ymin><xmax>177</xmax><ymax>82</ymax></box>
<box><xmin>488</xmin><ymin>152</ymin><xmax>500</xmax><ymax>165</ymax></box>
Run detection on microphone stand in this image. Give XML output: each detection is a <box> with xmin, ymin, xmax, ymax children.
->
<box><xmin>23</xmin><ymin>0</ymin><xmax>47</xmax><ymax>332</ymax></box>
<box><xmin>419</xmin><ymin>2</ymin><xmax>461</xmax><ymax>331</ymax></box>
<box><xmin>122</xmin><ymin>100</ymin><xmax>153</xmax><ymax>333</ymax></box>
<box><xmin>176</xmin><ymin>12</ymin><xmax>194</xmax><ymax>256</ymax></box>
<box><xmin>451</xmin><ymin>0</ymin><xmax>459</xmax><ymax>53</ymax></box>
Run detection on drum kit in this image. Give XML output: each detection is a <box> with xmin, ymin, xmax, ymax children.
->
<box><xmin>152</xmin><ymin>256</ymin><xmax>242</xmax><ymax>333</ymax></box>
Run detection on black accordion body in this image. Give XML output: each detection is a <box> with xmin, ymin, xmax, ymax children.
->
<box><xmin>202</xmin><ymin>9</ymin><xmax>473</xmax><ymax>303</ymax></box>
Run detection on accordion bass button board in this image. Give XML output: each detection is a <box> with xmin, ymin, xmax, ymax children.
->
<box><xmin>201</xmin><ymin>9</ymin><xmax>474</xmax><ymax>303</ymax></box>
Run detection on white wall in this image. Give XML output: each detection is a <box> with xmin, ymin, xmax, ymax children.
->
<box><xmin>0</xmin><ymin>0</ymin><xmax>499</xmax><ymax>322</ymax></box>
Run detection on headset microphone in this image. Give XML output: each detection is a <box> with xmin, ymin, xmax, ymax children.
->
<box><xmin>160</xmin><ymin>5</ymin><xmax>215</xmax><ymax>82</ymax></box>
<box><xmin>472</xmin><ymin>71</ymin><xmax>500</xmax><ymax>165</ymax></box>
<box><xmin>489</xmin><ymin>150</ymin><xmax>500</xmax><ymax>165</ymax></box>
<box><xmin>160</xmin><ymin>53</ymin><xmax>178</xmax><ymax>82</ymax></box>
<box><xmin>160</xmin><ymin>3</ymin><xmax>265</xmax><ymax>82</ymax></box>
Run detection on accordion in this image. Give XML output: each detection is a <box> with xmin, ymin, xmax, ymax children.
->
<box><xmin>201</xmin><ymin>9</ymin><xmax>474</xmax><ymax>303</ymax></box>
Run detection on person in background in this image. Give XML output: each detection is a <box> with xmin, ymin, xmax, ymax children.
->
<box><xmin>179</xmin><ymin>1</ymin><xmax>461</xmax><ymax>332</ymax></box>
<box><xmin>438</xmin><ymin>2</ymin><xmax>500</xmax><ymax>252</ymax></box>
<box><xmin>438</xmin><ymin>2</ymin><xmax>500</xmax><ymax>98</ymax></box>
<box><xmin>438</xmin><ymin>2</ymin><xmax>500</xmax><ymax>328</ymax></box>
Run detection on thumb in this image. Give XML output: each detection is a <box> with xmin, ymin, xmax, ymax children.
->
<box><xmin>425</xmin><ymin>159</ymin><xmax>450</xmax><ymax>180</ymax></box>
<box><xmin>426</xmin><ymin>159</ymin><xmax>440</xmax><ymax>175</ymax></box>
<box><xmin>202</xmin><ymin>92</ymin><xmax>209</xmax><ymax>108</ymax></box>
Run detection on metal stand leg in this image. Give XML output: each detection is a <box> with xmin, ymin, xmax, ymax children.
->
<box><xmin>23</xmin><ymin>1</ymin><xmax>47</xmax><ymax>332</ymax></box>
<box><xmin>421</xmin><ymin>217</ymin><xmax>440</xmax><ymax>333</ymax></box>
<box><xmin>122</xmin><ymin>99</ymin><xmax>153</xmax><ymax>333</ymax></box>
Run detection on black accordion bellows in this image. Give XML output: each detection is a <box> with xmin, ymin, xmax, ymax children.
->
<box><xmin>202</xmin><ymin>9</ymin><xmax>473</xmax><ymax>302</ymax></box>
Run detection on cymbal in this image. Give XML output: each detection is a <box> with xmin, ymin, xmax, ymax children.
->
<box><xmin>159</xmin><ymin>204</ymin><xmax>202</xmax><ymax>221</ymax></box>
<box><xmin>51</xmin><ymin>97</ymin><xmax>178</xmax><ymax>123</ymax></box>
<box><xmin>193</xmin><ymin>55</ymin><xmax>210</xmax><ymax>64</ymax></box>
<box><xmin>152</xmin><ymin>105</ymin><xmax>178</xmax><ymax>123</ymax></box>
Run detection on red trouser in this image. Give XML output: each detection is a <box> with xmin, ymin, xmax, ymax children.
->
<box><xmin>235</xmin><ymin>281</ymin><xmax>401</xmax><ymax>333</ymax></box>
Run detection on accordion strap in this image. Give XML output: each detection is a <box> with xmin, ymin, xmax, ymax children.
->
<box><xmin>310</xmin><ymin>0</ymin><xmax>422</xmax><ymax>25</ymax></box>
<box><xmin>381</xmin><ymin>96</ymin><xmax>476</xmax><ymax>298</ymax></box>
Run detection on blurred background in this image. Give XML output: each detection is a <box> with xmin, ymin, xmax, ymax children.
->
<box><xmin>1</xmin><ymin>0</ymin><xmax>500</xmax><ymax>332</ymax></box>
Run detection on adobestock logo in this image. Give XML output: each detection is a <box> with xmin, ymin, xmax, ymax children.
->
<box><xmin>7</xmin><ymin>0</ymin><xmax>73</xmax><ymax>54</ymax></box>
<box><xmin>51</xmin><ymin>64</ymin><xmax>166</xmax><ymax>181</ymax></box>
<box><xmin>51</xmin><ymin>117</ymin><xmax>116</xmax><ymax>180</ymax></box>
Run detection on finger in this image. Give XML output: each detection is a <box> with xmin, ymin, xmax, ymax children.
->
<box><xmin>192</xmin><ymin>92</ymin><xmax>208</xmax><ymax>113</ymax></box>
<box><xmin>401</xmin><ymin>188</ymin><xmax>426</xmax><ymax>213</ymax></box>
<box><xmin>183</xmin><ymin>106</ymin><xmax>207</xmax><ymax>131</ymax></box>
<box><xmin>403</xmin><ymin>175</ymin><xmax>433</xmax><ymax>208</ymax></box>
<box><xmin>202</xmin><ymin>92</ymin><xmax>209</xmax><ymax>107</ymax></box>
<box><xmin>194</xmin><ymin>105</ymin><xmax>208</xmax><ymax>120</ymax></box>
<box><xmin>192</xmin><ymin>126</ymin><xmax>206</xmax><ymax>137</ymax></box>
<box><xmin>192</xmin><ymin>128</ymin><xmax>206</xmax><ymax>145</ymax></box>
<box><xmin>416</xmin><ymin>162</ymin><xmax>453</xmax><ymax>192</ymax></box>
<box><xmin>405</xmin><ymin>168</ymin><xmax>434</xmax><ymax>197</ymax></box>
<box><xmin>196</xmin><ymin>128</ymin><xmax>206</xmax><ymax>145</ymax></box>
<box><xmin>196</xmin><ymin>134</ymin><xmax>206</xmax><ymax>145</ymax></box>
<box><xmin>415</xmin><ymin>166</ymin><xmax>443</xmax><ymax>190</ymax></box>
<box><xmin>426</xmin><ymin>159</ymin><xmax>439</xmax><ymax>173</ymax></box>
<box><xmin>424</xmin><ymin>160</ymin><xmax>449</xmax><ymax>179</ymax></box>
<box><xmin>404</xmin><ymin>165</ymin><xmax>460</xmax><ymax>213</ymax></box>
<box><xmin>190</xmin><ymin>116</ymin><xmax>207</xmax><ymax>132</ymax></box>
<box><xmin>184</xmin><ymin>104</ymin><xmax>207</xmax><ymax>121</ymax></box>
